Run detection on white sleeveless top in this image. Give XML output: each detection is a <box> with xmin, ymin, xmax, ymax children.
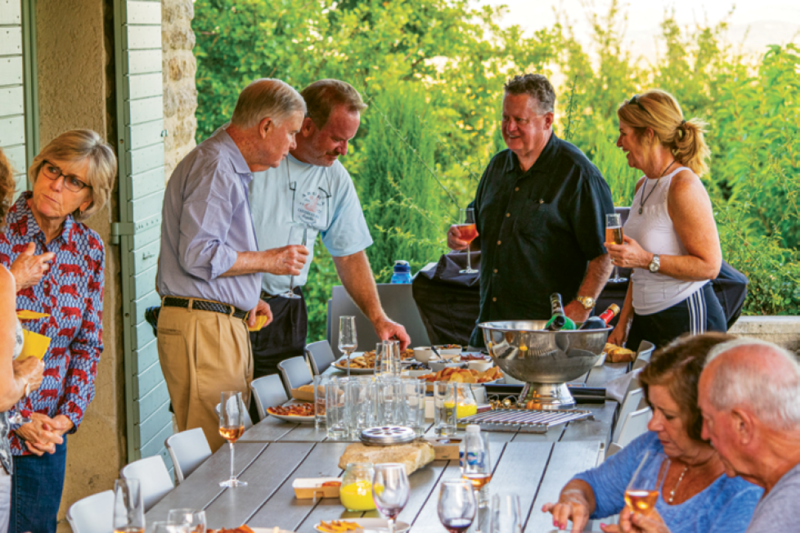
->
<box><xmin>624</xmin><ymin>166</ymin><xmax>707</xmax><ymax>315</ymax></box>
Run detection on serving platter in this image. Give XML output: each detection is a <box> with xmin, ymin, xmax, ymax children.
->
<box><xmin>314</xmin><ymin>519</ymin><xmax>410</xmax><ymax>533</ymax></box>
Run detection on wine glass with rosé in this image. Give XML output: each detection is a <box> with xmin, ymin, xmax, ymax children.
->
<box><xmin>219</xmin><ymin>391</ymin><xmax>247</xmax><ymax>488</ymax></box>
<box><xmin>625</xmin><ymin>450</ymin><xmax>670</xmax><ymax>515</ymax></box>
<box><xmin>457</xmin><ymin>208</ymin><xmax>479</xmax><ymax>274</ymax></box>
<box><xmin>605</xmin><ymin>213</ymin><xmax>627</xmax><ymax>283</ymax></box>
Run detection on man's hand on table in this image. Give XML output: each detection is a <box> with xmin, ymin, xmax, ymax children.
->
<box><xmin>564</xmin><ymin>301</ymin><xmax>591</xmax><ymax>324</ymax></box>
<box><xmin>16</xmin><ymin>413</ymin><xmax>73</xmax><ymax>456</ymax></box>
<box><xmin>374</xmin><ymin>318</ymin><xmax>411</xmax><ymax>351</ymax></box>
<box><xmin>249</xmin><ymin>299</ymin><xmax>274</xmax><ymax>329</ymax></box>
<box><xmin>263</xmin><ymin>245</ymin><xmax>309</xmax><ymax>276</ymax></box>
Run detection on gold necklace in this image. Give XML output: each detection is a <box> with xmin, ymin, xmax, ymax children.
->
<box><xmin>667</xmin><ymin>466</ymin><xmax>689</xmax><ymax>503</ymax></box>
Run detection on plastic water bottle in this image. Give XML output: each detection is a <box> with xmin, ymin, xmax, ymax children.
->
<box><xmin>390</xmin><ymin>260</ymin><xmax>412</xmax><ymax>284</ymax></box>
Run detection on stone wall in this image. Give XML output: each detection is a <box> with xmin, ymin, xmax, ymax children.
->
<box><xmin>162</xmin><ymin>0</ymin><xmax>197</xmax><ymax>179</ymax></box>
<box><xmin>730</xmin><ymin>316</ymin><xmax>800</xmax><ymax>355</ymax></box>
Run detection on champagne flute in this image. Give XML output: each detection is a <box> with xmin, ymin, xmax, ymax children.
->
<box><xmin>338</xmin><ymin>316</ymin><xmax>357</xmax><ymax>377</ymax></box>
<box><xmin>438</xmin><ymin>480</ymin><xmax>477</xmax><ymax>533</ymax></box>
<box><xmin>457</xmin><ymin>208</ymin><xmax>479</xmax><ymax>274</ymax></box>
<box><xmin>624</xmin><ymin>450</ymin><xmax>670</xmax><ymax>515</ymax></box>
<box><xmin>166</xmin><ymin>509</ymin><xmax>206</xmax><ymax>533</ymax></box>
<box><xmin>280</xmin><ymin>224</ymin><xmax>307</xmax><ymax>299</ymax></box>
<box><xmin>219</xmin><ymin>391</ymin><xmax>247</xmax><ymax>488</ymax></box>
<box><xmin>372</xmin><ymin>463</ymin><xmax>410</xmax><ymax>533</ymax></box>
<box><xmin>606</xmin><ymin>213</ymin><xmax>627</xmax><ymax>283</ymax></box>
<box><xmin>490</xmin><ymin>494</ymin><xmax>522</xmax><ymax>533</ymax></box>
<box><xmin>113</xmin><ymin>478</ymin><xmax>145</xmax><ymax>533</ymax></box>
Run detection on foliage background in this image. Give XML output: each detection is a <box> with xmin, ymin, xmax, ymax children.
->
<box><xmin>193</xmin><ymin>0</ymin><xmax>800</xmax><ymax>341</ymax></box>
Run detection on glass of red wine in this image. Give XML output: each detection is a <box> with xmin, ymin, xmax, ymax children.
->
<box><xmin>438</xmin><ymin>480</ymin><xmax>477</xmax><ymax>533</ymax></box>
<box><xmin>457</xmin><ymin>208</ymin><xmax>479</xmax><ymax>274</ymax></box>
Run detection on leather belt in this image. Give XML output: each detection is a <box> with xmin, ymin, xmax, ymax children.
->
<box><xmin>260</xmin><ymin>289</ymin><xmax>277</xmax><ymax>301</ymax></box>
<box><xmin>162</xmin><ymin>296</ymin><xmax>248</xmax><ymax>320</ymax></box>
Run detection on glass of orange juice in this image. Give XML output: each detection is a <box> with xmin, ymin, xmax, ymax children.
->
<box><xmin>340</xmin><ymin>463</ymin><xmax>376</xmax><ymax>511</ymax></box>
<box><xmin>625</xmin><ymin>451</ymin><xmax>670</xmax><ymax>515</ymax></box>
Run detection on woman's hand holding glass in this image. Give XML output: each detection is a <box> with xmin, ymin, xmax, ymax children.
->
<box><xmin>600</xmin><ymin>506</ymin><xmax>670</xmax><ymax>533</ymax></box>
<box><xmin>541</xmin><ymin>482</ymin><xmax>594</xmax><ymax>533</ymax></box>
<box><xmin>605</xmin><ymin>234</ymin><xmax>651</xmax><ymax>271</ymax></box>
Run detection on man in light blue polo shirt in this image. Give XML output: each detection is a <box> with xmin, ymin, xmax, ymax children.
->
<box><xmin>249</xmin><ymin>79</ymin><xmax>410</xmax><ymax>378</ymax></box>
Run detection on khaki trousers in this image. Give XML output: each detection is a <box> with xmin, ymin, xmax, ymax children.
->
<box><xmin>157</xmin><ymin>305</ymin><xmax>253</xmax><ymax>451</ymax></box>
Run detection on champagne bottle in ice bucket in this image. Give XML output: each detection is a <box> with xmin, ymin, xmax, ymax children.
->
<box><xmin>579</xmin><ymin>304</ymin><xmax>620</xmax><ymax>330</ymax></box>
<box><xmin>545</xmin><ymin>293</ymin><xmax>576</xmax><ymax>331</ymax></box>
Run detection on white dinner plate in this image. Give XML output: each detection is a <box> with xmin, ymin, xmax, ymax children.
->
<box><xmin>266</xmin><ymin>409</ymin><xmax>315</xmax><ymax>424</ymax></box>
<box><xmin>314</xmin><ymin>519</ymin><xmax>410</xmax><ymax>533</ymax></box>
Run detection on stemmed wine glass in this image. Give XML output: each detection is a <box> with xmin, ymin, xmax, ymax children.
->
<box><xmin>457</xmin><ymin>208</ymin><xmax>479</xmax><ymax>274</ymax></box>
<box><xmin>438</xmin><ymin>480</ymin><xmax>477</xmax><ymax>533</ymax></box>
<box><xmin>372</xmin><ymin>463</ymin><xmax>410</xmax><ymax>533</ymax></box>
<box><xmin>112</xmin><ymin>478</ymin><xmax>145</xmax><ymax>533</ymax></box>
<box><xmin>606</xmin><ymin>213</ymin><xmax>627</xmax><ymax>283</ymax></box>
<box><xmin>338</xmin><ymin>316</ymin><xmax>357</xmax><ymax>377</ymax></box>
<box><xmin>624</xmin><ymin>450</ymin><xmax>670</xmax><ymax>515</ymax></box>
<box><xmin>280</xmin><ymin>224</ymin><xmax>308</xmax><ymax>299</ymax></box>
<box><xmin>219</xmin><ymin>391</ymin><xmax>247</xmax><ymax>488</ymax></box>
<box><xmin>167</xmin><ymin>509</ymin><xmax>206</xmax><ymax>533</ymax></box>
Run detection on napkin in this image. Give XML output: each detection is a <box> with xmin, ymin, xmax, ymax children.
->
<box><xmin>605</xmin><ymin>368</ymin><xmax>642</xmax><ymax>403</ymax></box>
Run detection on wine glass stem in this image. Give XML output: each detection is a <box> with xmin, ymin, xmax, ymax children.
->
<box><xmin>387</xmin><ymin>518</ymin><xmax>395</xmax><ymax>533</ymax></box>
<box><xmin>346</xmin><ymin>351</ymin><xmax>351</xmax><ymax>377</ymax></box>
<box><xmin>466</xmin><ymin>245</ymin><xmax>472</xmax><ymax>271</ymax></box>
<box><xmin>613</xmin><ymin>265</ymin><xmax>619</xmax><ymax>280</ymax></box>
<box><xmin>229</xmin><ymin>442</ymin><xmax>235</xmax><ymax>481</ymax></box>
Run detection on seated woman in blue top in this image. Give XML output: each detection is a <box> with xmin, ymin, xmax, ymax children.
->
<box><xmin>542</xmin><ymin>332</ymin><xmax>762</xmax><ymax>533</ymax></box>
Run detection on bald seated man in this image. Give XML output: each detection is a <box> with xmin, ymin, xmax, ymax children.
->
<box><xmin>698</xmin><ymin>338</ymin><xmax>800</xmax><ymax>533</ymax></box>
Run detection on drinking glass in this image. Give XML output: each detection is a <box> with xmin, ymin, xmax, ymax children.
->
<box><xmin>438</xmin><ymin>480</ymin><xmax>477</xmax><ymax>533</ymax></box>
<box><xmin>462</xmin><ymin>426</ymin><xmax>492</xmax><ymax>510</ymax></box>
<box><xmin>313</xmin><ymin>374</ymin><xmax>331</xmax><ymax>430</ymax></box>
<box><xmin>149</xmin><ymin>522</ymin><xmax>191</xmax><ymax>533</ymax></box>
<box><xmin>434</xmin><ymin>381</ymin><xmax>457</xmax><ymax>436</ymax></box>
<box><xmin>375</xmin><ymin>342</ymin><xmax>389</xmax><ymax>378</ymax></box>
<box><xmin>166</xmin><ymin>509</ymin><xmax>206</xmax><ymax>533</ymax></box>
<box><xmin>326</xmin><ymin>377</ymin><xmax>348</xmax><ymax>440</ymax></box>
<box><xmin>345</xmin><ymin>378</ymin><xmax>376</xmax><ymax>439</ymax></box>
<box><xmin>338</xmin><ymin>316</ymin><xmax>358</xmax><ymax>377</ymax></box>
<box><xmin>490</xmin><ymin>494</ymin><xmax>522</xmax><ymax>533</ymax></box>
<box><xmin>624</xmin><ymin>450</ymin><xmax>670</xmax><ymax>515</ymax></box>
<box><xmin>402</xmin><ymin>380</ymin><xmax>426</xmax><ymax>436</ymax></box>
<box><xmin>219</xmin><ymin>391</ymin><xmax>247</xmax><ymax>487</ymax></box>
<box><xmin>113</xmin><ymin>478</ymin><xmax>145</xmax><ymax>533</ymax></box>
<box><xmin>280</xmin><ymin>224</ymin><xmax>307</xmax><ymax>299</ymax></box>
<box><xmin>606</xmin><ymin>213</ymin><xmax>627</xmax><ymax>283</ymax></box>
<box><xmin>457</xmin><ymin>208</ymin><xmax>479</xmax><ymax>274</ymax></box>
<box><xmin>372</xmin><ymin>463</ymin><xmax>410</xmax><ymax>533</ymax></box>
<box><xmin>377</xmin><ymin>377</ymin><xmax>402</xmax><ymax>426</ymax></box>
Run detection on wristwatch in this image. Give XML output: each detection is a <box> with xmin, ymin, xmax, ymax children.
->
<box><xmin>576</xmin><ymin>296</ymin><xmax>595</xmax><ymax>310</ymax></box>
<box><xmin>648</xmin><ymin>254</ymin><xmax>661</xmax><ymax>273</ymax></box>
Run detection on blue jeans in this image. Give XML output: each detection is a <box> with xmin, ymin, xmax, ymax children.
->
<box><xmin>9</xmin><ymin>438</ymin><xmax>67</xmax><ymax>533</ymax></box>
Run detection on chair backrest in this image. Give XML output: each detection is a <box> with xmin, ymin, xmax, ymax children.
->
<box><xmin>66</xmin><ymin>490</ymin><xmax>114</xmax><ymax>533</ymax></box>
<box><xmin>120</xmin><ymin>455</ymin><xmax>174</xmax><ymax>512</ymax></box>
<box><xmin>612</xmin><ymin>387</ymin><xmax>644</xmax><ymax>443</ymax></box>
<box><xmin>277</xmin><ymin>355</ymin><xmax>313</xmax><ymax>393</ymax></box>
<box><xmin>215</xmin><ymin>402</ymin><xmax>254</xmax><ymax>430</ymax></box>
<box><xmin>250</xmin><ymin>374</ymin><xmax>289</xmax><ymax>420</ymax></box>
<box><xmin>618</xmin><ymin>407</ymin><xmax>653</xmax><ymax>448</ymax></box>
<box><xmin>633</xmin><ymin>340</ymin><xmax>656</xmax><ymax>371</ymax></box>
<box><xmin>306</xmin><ymin>340</ymin><xmax>336</xmax><ymax>375</ymax></box>
<box><xmin>165</xmin><ymin>427</ymin><xmax>212</xmax><ymax>485</ymax></box>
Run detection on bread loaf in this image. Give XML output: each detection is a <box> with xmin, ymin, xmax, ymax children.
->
<box><xmin>338</xmin><ymin>441</ymin><xmax>435</xmax><ymax>476</ymax></box>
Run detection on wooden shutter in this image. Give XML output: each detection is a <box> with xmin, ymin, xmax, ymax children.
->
<box><xmin>112</xmin><ymin>0</ymin><xmax>172</xmax><ymax>469</ymax></box>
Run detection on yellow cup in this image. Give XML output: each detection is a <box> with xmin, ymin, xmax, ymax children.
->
<box><xmin>19</xmin><ymin>329</ymin><xmax>51</xmax><ymax>360</ymax></box>
<box><xmin>248</xmin><ymin>314</ymin><xmax>269</xmax><ymax>332</ymax></box>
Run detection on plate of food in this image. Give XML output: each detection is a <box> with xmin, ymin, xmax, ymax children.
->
<box><xmin>315</xmin><ymin>519</ymin><xmax>411</xmax><ymax>533</ymax></box>
<box><xmin>416</xmin><ymin>366</ymin><xmax>503</xmax><ymax>384</ymax></box>
<box><xmin>266</xmin><ymin>403</ymin><xmax>315</xmax><ymax>423</ymax></box>
<box><xmin>332</xmin><ymin>352</ymin><xmax>376</xmax><ymax>374</ymax></box>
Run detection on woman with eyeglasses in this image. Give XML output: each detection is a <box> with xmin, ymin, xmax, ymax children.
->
<box><xmin>0</xmin><ymin>130</ymin><xmax>116</xmax><ymax>533</ymax></box>
<box><xmin>605</xmin><ymin>90</ymin><xmax>725</xmax><ymax>352</ymax></box>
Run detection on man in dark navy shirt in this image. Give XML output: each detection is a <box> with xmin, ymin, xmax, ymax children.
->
<box><xmin>448</xmin><ymin>74</ymin><xmax>614</xmax><ymax>347</ymax></box>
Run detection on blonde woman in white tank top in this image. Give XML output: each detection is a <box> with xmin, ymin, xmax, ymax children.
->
<box><xmin>605</xmin><ymin>90</ymin><xmax>726</xmax><ymax>353</ymax></box>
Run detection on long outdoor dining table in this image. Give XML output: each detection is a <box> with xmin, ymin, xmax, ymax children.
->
<box><xmin>146</xmin><ymin>362</ymin><xmax>628</xmax><ymax>531</ymax></box>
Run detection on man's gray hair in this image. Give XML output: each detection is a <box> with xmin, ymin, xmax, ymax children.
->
<box><xmin>231</xmin><ymin>78</ymin><xmax>306</xmax><ymax>129</ymax></box>
<box><xmin>705</xmin><ymin>338</ymin><xmax>800</xmax><ymax>431</ymax></box>
<box><xmin>504</xmin><ymin>74</ymin><xmax>556</xmax><ymax>115</ymax></box>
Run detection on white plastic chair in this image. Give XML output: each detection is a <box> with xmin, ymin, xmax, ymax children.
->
<box><xmin>306</xmin><ymin>340</ymin><xmax>336</xmax><ymax>375</ymax></box>
<box><xmin>120</xmin><ymin>455</ymin><xmax>174</xmax><ymax>511</ymax></box>
<box><xmin>633</xmin><ymin>340</ymin><xmax>656</xmax><ymax>371</ymax></box>
<box><xmin>66</xmin><ymin>490</ymin><xmax>114</xmax><ymax>533</ymax></box>
<box><xmin>250</xmin><ymin>374</ymin><xmax>290</xmax><ymax>420</ymax></box>
<box><xmin>165</xmin><ymin>427</ymin><xmax>212</xmax><ymax>484</ymax></box>
<box><xmin>277</xmin><ymin>355</ymin><xmax>313</xmax><ymax>393</ymax></box>
<box><xmin>618</xmin><ymin>407</ymin><xmax>653</xmax><ymax>448</ymax></box>
<box><xmin>612</xmin><ymin>387</ymin><xmax>644</xmax><ymax>444</ymax></box>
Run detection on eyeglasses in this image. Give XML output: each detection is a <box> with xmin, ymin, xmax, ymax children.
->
<box><xmin>40</xmin><ymin>161</ymin><xmax>92</xmax><ymax>192</ymax></box>
<box><xmin>627</xmin><ymin>94</ymin><xmax>652</xmax><ymax>116</ymax></box>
